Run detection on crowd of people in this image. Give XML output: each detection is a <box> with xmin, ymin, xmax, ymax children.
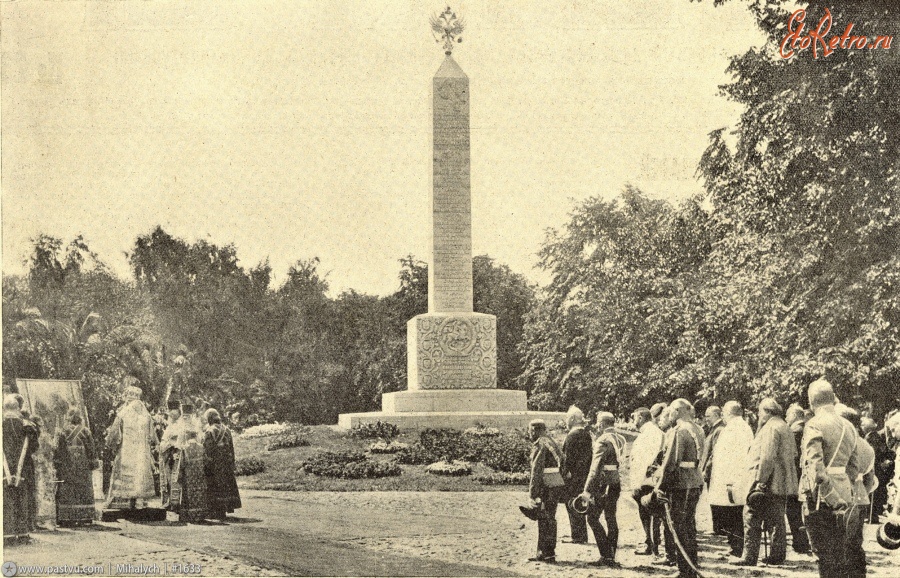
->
<box><xmin>524</xmin><ymin>378</ymin><xmax>900</xmax><ymax>578</ymax></box>
<box><xmin>3</xmin><ymin>382</ymin><xmax>241</xmax><ymax>546</ymax></box>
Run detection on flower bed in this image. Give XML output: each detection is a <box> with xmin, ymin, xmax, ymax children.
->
<box><xmin>241</xmin><ymin>422</ymin><xmax>294</xmax><ymax>438</ymax></box>
<box><xmin>464</xmin><ymin>425</ymin><xmax>500</xmax><ymax>437</ymax></box>
<box><xmin>348</xmin><ymin>421</ymin><xmax>400</xmax><ymax>440</ymax></box>
<box><xmin>400</xmin><ymin>428</ymin><xmax>530</xmax><ymax>473</ymax></box>
<box><xmin>471</xmin><ymin>472</ymin><xmax>529</xmax><ymax>485</ymax></box>
<box><xmin>266</xmin><ymin>432</ymin><xmax>311</xmax><ymax>451</ymax></box>
<box><xmin>301</xmin><ymin>450</ymin><xmax>401</xmax><ymax>479</ymax></box>
<box><xmin>235</xmin><ymin>456</ymin><xmax>266</xmax><ymax>476</ymax></box>
<box><xmin>368</xmin><ymin>441</ymin><xmax>409</xmax><ymax>454</ymax></box>
<box><xmin>425</xmin><ymin>460</ymin><xmax>472</xmax><ymax>476</ymax></box>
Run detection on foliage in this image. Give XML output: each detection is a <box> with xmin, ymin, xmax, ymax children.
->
<box><xmin>367</xmin><ymin>441</ymin><xmax>409</xmax><ymax>454</ymax></box>
<box><xmin>472</xmin><ymin>472</ymin><xmax>529</xmax><ymax>485</ymax></box>
<box><xmin>474</xmin><ymin>432</ymin><xmax>531</xmax><ymax>473</ymax></box>
<box><xmin>348</xmin><ymin>420</ymin><xmax>400</xmax><ymax>441</ymax></box>
<box><xmin>519</xmin><ymin>2</ymin><xmax>900</xmax><ymax>417</ymax></box>
<box><xmin>464</xmin><ymin>425</ymin><xmax>500</xmax><ymax>437</ymax></box>
<box><xmin>395</xmin><ymin>443</ymin><xmax>434</xmax><ymax>465</ymax></box>
<box><xmin>425</xmin><ymin>460</ymin><xmax>472</xmax><ymax>476</ymax></box>
<box><xmin>266</xmin><ymin>432</ymin><xmax>310</xmax><ymax>451</ymax></box>
<box><xmin>300</xmin><ymin>450</ymin><xmax>401</xmax><ymax>479</ymax></box>
<box><xmin>235</xmin><ymin>456</ymin><xmax>266</xmax><ymax>476</ymax></box>
<box><xmin>397</xmin><ymin>428</ymin><xmax>531</xmax><ymax>473</ymax></box>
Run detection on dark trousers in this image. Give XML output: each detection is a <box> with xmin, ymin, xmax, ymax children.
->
<box><xmin>844</xmin><ymin>506</ymin><xmax>866</xmax><ymax>578</ymax></box>
<box><xmin>869</xmin><ymin>480</ymin><xmax>888</xmax><ymax>524</ymax></box>
<box><xmin>663</xmin><ymin>513</ymin><xmax>677</xmax><ymax>561</ymax></box>
<box><xmin>711</xmin><ymin>505</ymin><xmax>744</xmax><ymax>555</ymax></box>
<box><xmin>786</xmin><ymin>495</ymin><xmax>810</xmax><ymax>552</ymax></box>
<box><xmin>565</xmin><ymin>499</ymin><xmax>589</xmax><ymax>542</ymax></box>
<box><xmin>807</xmin><ymin>504</ymin><xmax>865</xmax><ymax>578</ymax></box>
<box><xmin>634</xmin><ymin>488</ymin><xmax>661</xmax><ymax>553</ymax></box>
<box><xmin>743</xmin><ymin>494</ymin><xmax>787</xmax><ymax>564</ymax></box>
<box><xmin>536</xmin><ymin>491</ymin><xmax>558</xmax><ymax>559</ymax></box>
<box><xmin>586</xmin><ymin>485</ymin><xmax>620</xmax><ymax>560</ymax></box>
<box><xmin>667</xmin><ymin>488</ymin><xmax>701</xmax><ymax>578</ymax></box>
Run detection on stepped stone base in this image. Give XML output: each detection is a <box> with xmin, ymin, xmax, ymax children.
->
<box><xmin>382</xmin><ymin>389</ymin><xmax>526</xmax><ymax>413</ymax></box>
<box><xmin>338</xmin><ymin>388</ymin><xmax>564</xmax><ymax>430</ymax></box>
<box><xmin>337</xmin><ymin>410</ymin><xmax>567</xmax><ymax>430</ymax></box>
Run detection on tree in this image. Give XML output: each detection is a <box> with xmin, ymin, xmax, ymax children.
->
<box><xmin>519</xmin><ymin>187</ymin><xmax>714</xmax><ymax>413</ymax></box>
<box><xmin>693</xmin><ymin>0</ymin><xmax>900</xmax><ymax>413</ymax></box>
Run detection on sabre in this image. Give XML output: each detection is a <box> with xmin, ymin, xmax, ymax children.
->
<box><xmin>661</xmin><ymin>497</ymin><xmax>705</xmax><ymax>578</ymax></box>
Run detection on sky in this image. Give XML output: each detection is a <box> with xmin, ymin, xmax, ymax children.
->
<box><xmin>1</xmin><ymin>1</ymin><xmax>766</xmax><ymax>296</ymax></box>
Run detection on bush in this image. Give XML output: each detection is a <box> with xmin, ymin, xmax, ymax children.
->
<box><xmin>419</xmin><ymin>428</ymin><xmax>469</xmax><ymax>461</ymax></box>
<box><xmin>401</xmin><ymin>428</ymin><xmax>531</xmax><ymax>472</ymax></box>
<box><xmin>464</xmin><ymin>425</ymin><xmax>500</xmax><ymax>437</ymax></box>
<box><xmin>395</xmin><ymin>442</ymin><xmax>434</xmax><ymax>465</ymax></box>
<box><xmin>472</xmin><ymin>472</ymin><xmax>529</xmax><ymax>485</ymax></box>
<box><xmin>348</xmin><ymin>421</ymin><xmax>400</xmax><ymax>441</ymax></box>
<box><xmin>266</xmin><ymin>432</ymin><xmax>311</xmax><ymax>451</ymax></box>
<box><xmin>368</xmin><ymin>441</ymin><xmax>409</xmax><ymax>454</ymax></box>
<box><xmin>425</xmin><ymin>460</ymin><xmax>472</xmax><ymax>476</ymax></box>
<box><xmin>473</xmin><ymin>432</ymin><xmax>531</xmax><ymax>473</ymax></box>
<box><xmin>301</xmin><ymin>450</ymin><xmax>401</xmax><ymax>479</ymax></box>
<box><xmin>235</xmin><ymin>457</ymin><xmax>266</xmax><ymax>476</ymax></box>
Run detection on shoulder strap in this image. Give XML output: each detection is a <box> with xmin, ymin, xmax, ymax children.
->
<box><xmin>826</xmin><ymin>424</ymin><xmax>848</xmax><ymax>469</ymax></box>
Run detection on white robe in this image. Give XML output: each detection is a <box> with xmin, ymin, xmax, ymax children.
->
<box><xmin>708</xmin><ymin>417</ymin><xmax>754</xmax><ymax>506</ymax></box>
<box><xmin>630</xmin><ymin>421</ymin><xmax>665</xmax><ymax>489</ymax></box>
<box><xmin>105</xmin><ymin>400</ymin><xmax>156</xmax><ymax>506</ymax></box>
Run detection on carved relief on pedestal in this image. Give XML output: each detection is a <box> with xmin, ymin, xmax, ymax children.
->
<box><xmin>410</xmin><ymin>314</ymin><xmax>496</xmax><ymax>389</ymax></box>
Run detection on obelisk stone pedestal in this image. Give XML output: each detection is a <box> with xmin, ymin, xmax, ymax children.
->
<box><xmin>337</xmin><ymin>40</ymin><xmax>564</xmax><ymax>430</ymax></box>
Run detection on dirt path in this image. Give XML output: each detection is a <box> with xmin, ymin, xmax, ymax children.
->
<box><xmin>4</xmin><ymin>490</ymin><xmax>898</xmax><ymax>577</ymax></box>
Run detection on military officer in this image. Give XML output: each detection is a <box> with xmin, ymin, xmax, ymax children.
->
<box><xmin>799</xmin><ymin>379</ymin><xmax>865</xmax><ymax>578</ymax></box>
<box><xmin>577</xmin><ymin>412</ymin><xmax>625</xmax><ymax>567</ymax></box>
<box><xmin>526</xmin><ymin>419</ymin><xmax>565</xmax><ymax>563</ymax></box>
<box><xmin>655</xmin><ymin>398</ymin><xmax>705</xmax><ymax>578</ymax></box>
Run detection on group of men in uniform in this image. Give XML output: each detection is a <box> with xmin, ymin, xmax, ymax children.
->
<box><xmin>525</xmin><ymin>378</ymin><xmax>900</xmax><ymax>578</ymax></box>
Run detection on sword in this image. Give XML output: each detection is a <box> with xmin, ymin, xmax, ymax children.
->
<box><xmin>662</xmin><ymin>497</ymin><xmax>705</xmax><ymax>578</ymax></box>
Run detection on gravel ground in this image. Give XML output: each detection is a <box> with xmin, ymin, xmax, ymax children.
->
<box><xmin>3</xmin><ymin>490</ymin><xmax>898</xmax><ymax>577</ymax></box>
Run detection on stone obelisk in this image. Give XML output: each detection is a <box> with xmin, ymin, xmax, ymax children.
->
<box><xmin>407</xmin><ymin>8</ymin><xmax>496</xmax><ymax>392</ymax></box>
<box><xmin>337</xmin><ymin>9</ymin><xmax>564</xmax><ymax>428</ymax></box>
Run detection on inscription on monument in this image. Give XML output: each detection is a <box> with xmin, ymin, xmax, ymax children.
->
<box><xmin>408</xmin><ymin>314</ymin><xmax>496</xmax><ymax>390</ymax></box>
<box><xmin>430</xmin><ymin>59</ymin><xmax>473</xmax><ymax>314</ymax></box>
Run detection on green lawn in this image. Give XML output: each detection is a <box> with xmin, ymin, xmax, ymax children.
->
<box><xmin>234</xmin><ymin>425</ymin><xmax>530</xmax><ymax>492</ymax></box>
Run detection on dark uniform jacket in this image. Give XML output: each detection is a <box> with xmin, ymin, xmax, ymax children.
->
<box><xmin>529</xmin><ymin>434</ymin><xmax>564</xmax><ymax>501</ymax></box>
<box><xmin>563</xmin><ymin>426</ymin><xmax>593</xmax><ymax>499</ymax></box>
<box><xmin>747</xmin><ymin>416</ymin><xmax>798</xmax><ymax>496</ymax></box>
<box><xmin>658</xmin><ymin>420</ymin><xmax>705</xmax><ymax>491</ymax></box>
<box><xmin>584</xmin><ymin>428</ymin><xmax>624</xmax><ymax>495</ymax></box>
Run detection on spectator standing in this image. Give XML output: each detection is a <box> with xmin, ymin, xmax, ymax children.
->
<box><xmin>709</xmin><ymin>401</ymin><xmax>753</xmax><ymax>558</ymax></box>
<box><xmin>562</xmin><ymin>406</ymin><xmax>592</xmax><ymax>544</ymax></box>
<box><xmin>733</xmin><ymin>399</ymin><xmax>796</xmax><ymax>567</ymax></box>
<box><xmin>630</xmin><ymin>406</ymin><xmax>665</xmax><ymax>556</ymax></box>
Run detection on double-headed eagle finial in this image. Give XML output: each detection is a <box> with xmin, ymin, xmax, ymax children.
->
<box><xmin>430</xmin><ymin>6</ymin><xmax>465</xmax><ymax>56</ymax></box>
